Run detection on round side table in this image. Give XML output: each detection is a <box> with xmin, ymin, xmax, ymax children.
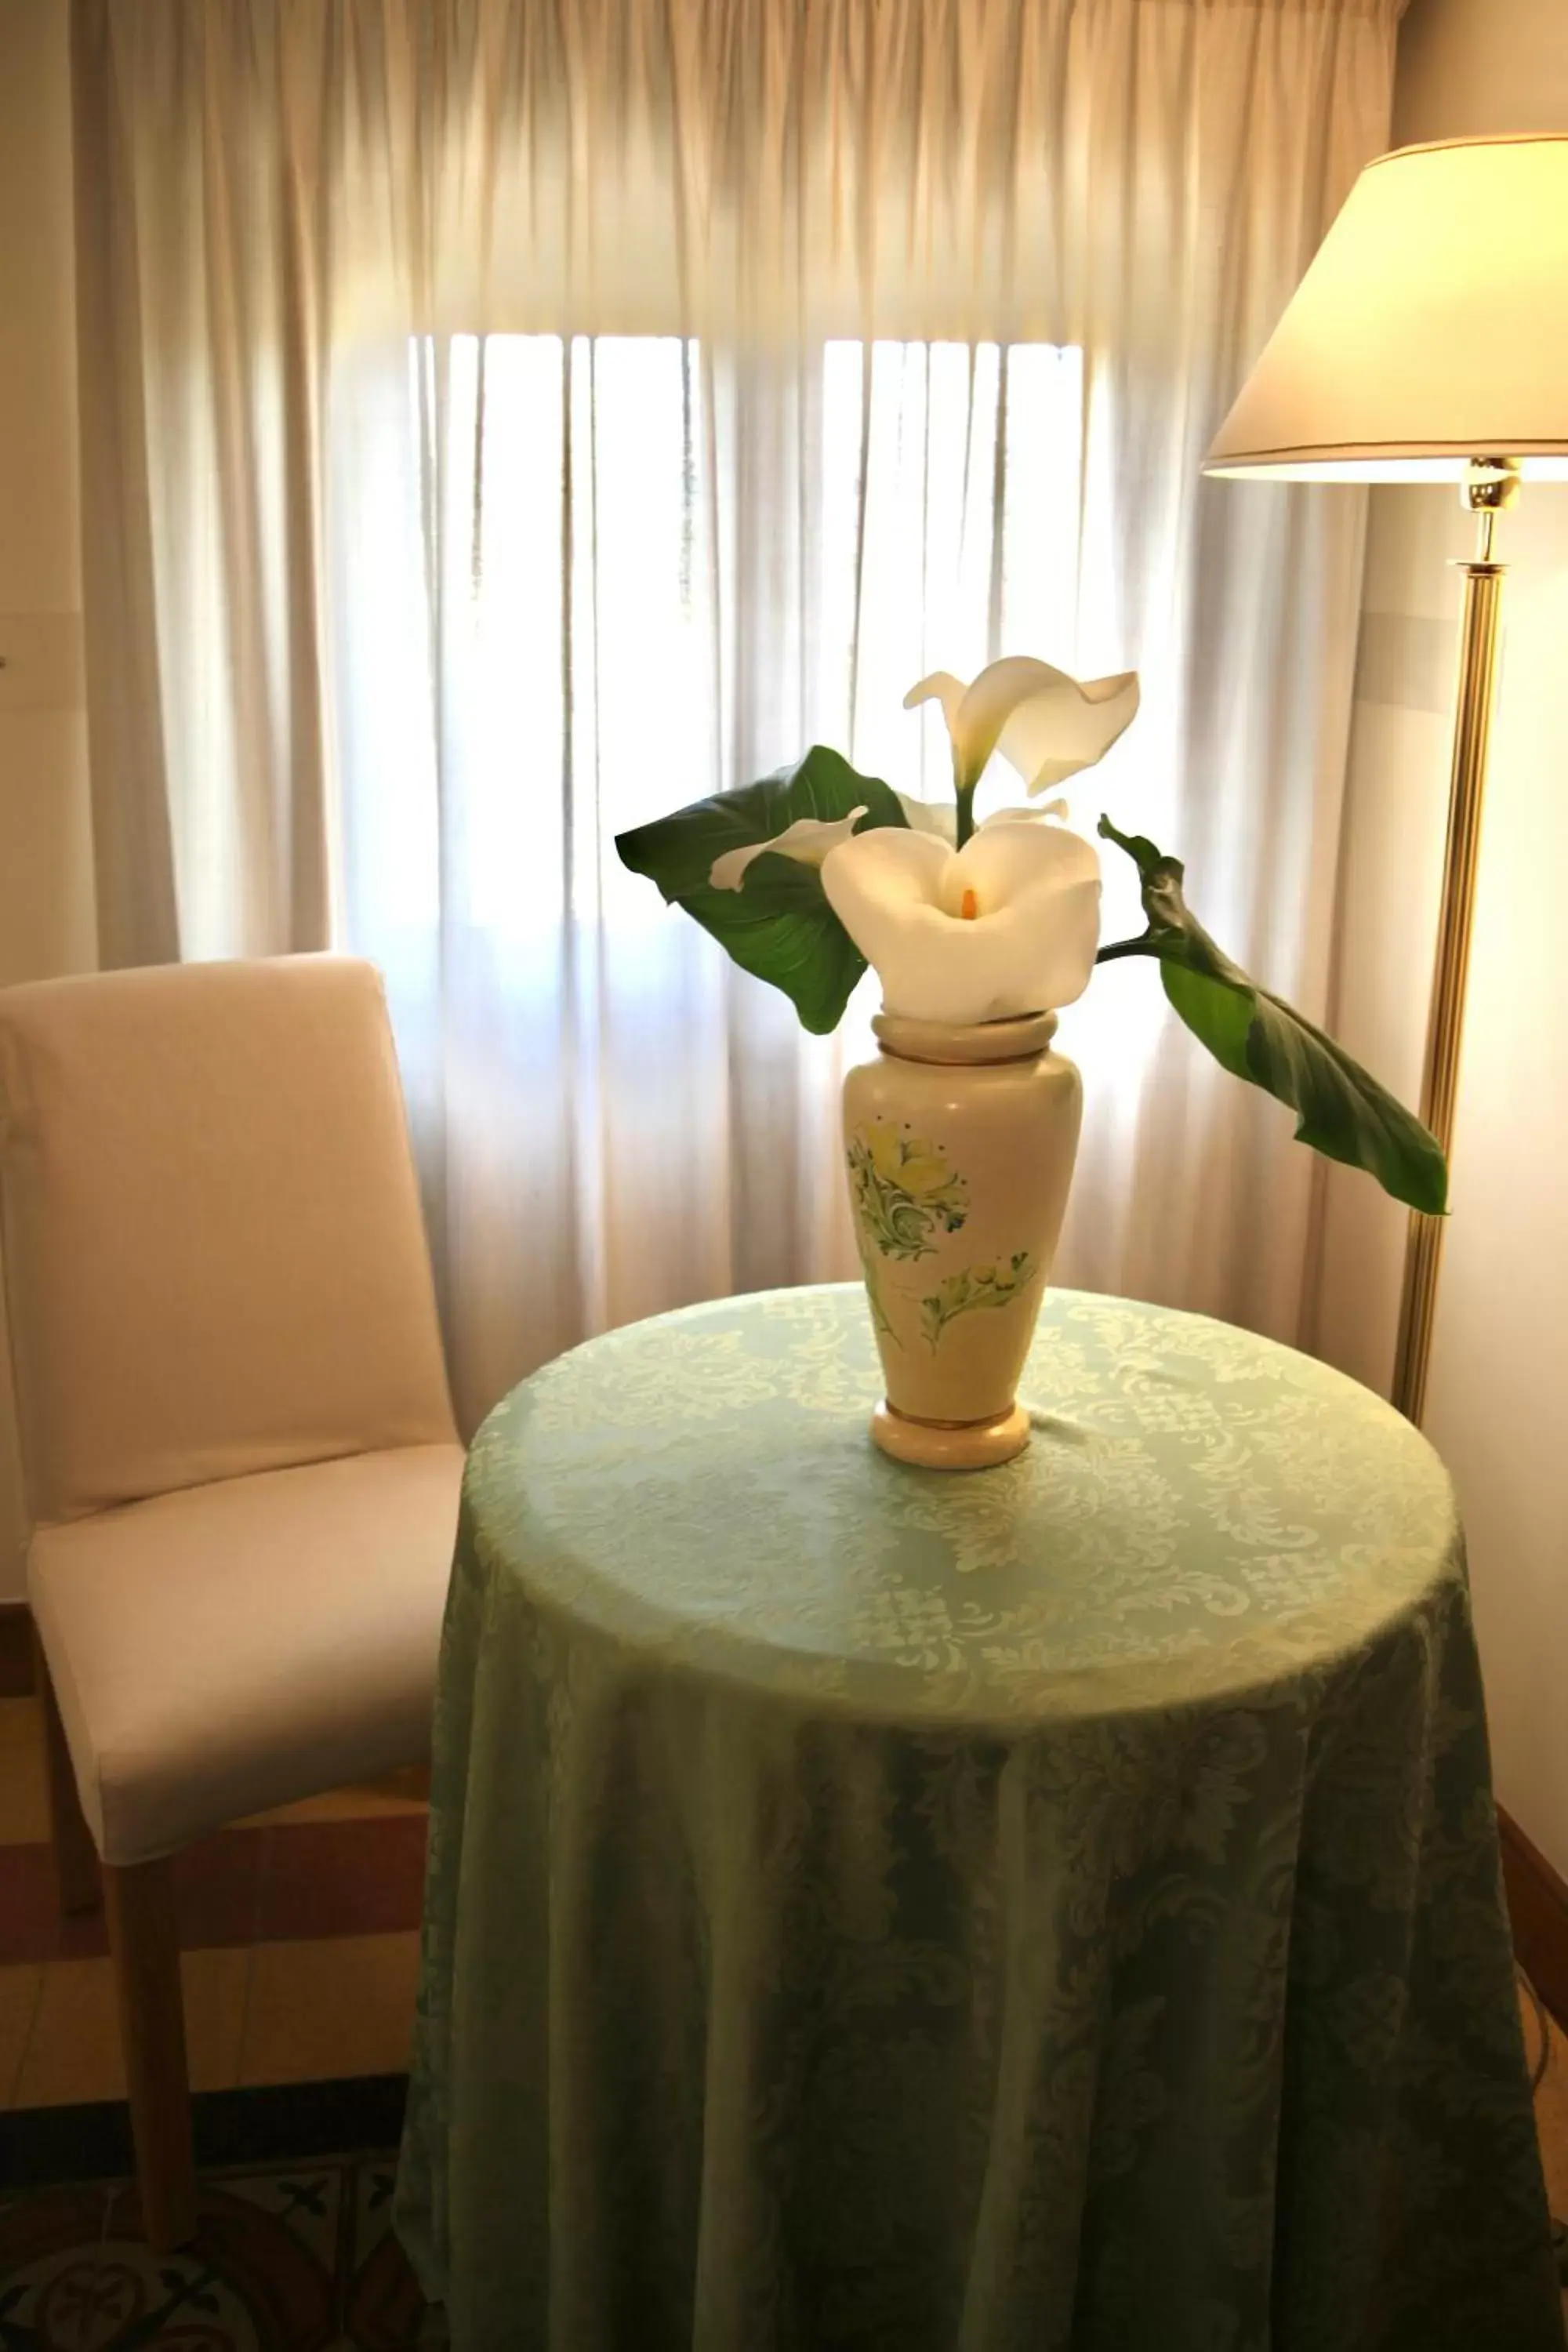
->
<box><xmin>397</xmin><ymin>1285</ymin><xmax>1562</xmax><ymax>2352</ymax></box>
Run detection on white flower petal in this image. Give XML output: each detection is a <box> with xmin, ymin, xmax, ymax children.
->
<box><xmin>820</xmin><ymin>820</ymin><xmax>1101</xmax><ymax>1025</ymax></box>
<box><xmin>977</xmin><ymin>799</ymin><xmax>1070</xmax><ymax>830</ymax></box>
<box><xmin>949</xmin><ymin>821</ymin><xmax>1102</xmax><ymax>1012</ymax></box>
<box><xmin>957</xmin><ymin>819</ymin><xmax>1100</xmax><ymax>896</ymax></box>
<box><xmin>996</xmin><ymin>670</ymin><xmax>1140</xmax><ymax>795</ymax></box>
<box><xmin>906</xmin><ymin>656</ymin><xmax>1140</xmax><ymax>800</ymax></box>
<box><xmin>709</xmin><ymin>806</ymin><xmax>869</xmax><ymax>892</ymax></box>
<box><xmin>822</xmin><ymin>826</ymin><xmax>950</xmax><ymax>911</ymax></box>
<box><xmin>902</xmin><ymin>671</ymin><xmax>967</xmax><ymax>737</ymax></box>
<box><xmin>948</xmin><ymin>658</ymin><xmax>1080</xmax><ymax>790</ymax></box>
<box><xmin>896</xmin><ymin>792</ymin><xmax>959</xmax><ymax>844</ymax></box>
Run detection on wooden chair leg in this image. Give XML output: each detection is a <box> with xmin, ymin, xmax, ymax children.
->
<box><xmin>31</xmin><ymin>1629</ymin><xmax>101</xmax><ymax>1916</ymax></box>
<box><xmin>103</xmin><ymin>1858</ymin><xmax>198</xmax><ymax>2251</ymax></box>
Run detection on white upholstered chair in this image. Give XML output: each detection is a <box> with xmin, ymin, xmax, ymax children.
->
<box><xmin>0</xmin><ymin>956</ymin><xmax>465</xmax><ymax>2249</ymax></box>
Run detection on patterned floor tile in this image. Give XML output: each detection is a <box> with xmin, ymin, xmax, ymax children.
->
<box><xmin>0</xmin><ymin>2157</ymin><xmax>441</xmax><ymax>2350</ymax></box>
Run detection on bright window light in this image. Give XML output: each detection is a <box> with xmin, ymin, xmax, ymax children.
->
<box><xmin>329</xmin><ymin>332</ymin><xmax>1085</xmax><ymax>949</ymax></box>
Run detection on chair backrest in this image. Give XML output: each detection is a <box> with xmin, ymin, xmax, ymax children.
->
<box><xmin>0</xmin><ymin>955</ymin><xmax>457</xmax><ymax>1526</ymax></box>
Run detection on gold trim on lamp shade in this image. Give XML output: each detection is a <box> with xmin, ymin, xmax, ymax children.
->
<box><xmin>1204</xmin><ymin>449</ymin><xmax>1568</xmax><ymax>482</ymax></box>
<box><xmin>1201</xmin><ymin>136</ymin><xmax>1568</xmax><ymax>1426</ymax></box>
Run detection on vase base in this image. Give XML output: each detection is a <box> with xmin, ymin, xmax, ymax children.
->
<box><xmin>870</xmin><ymin>1399</ymin><xmax>1029</xmax><ymax>1472</ymax></box>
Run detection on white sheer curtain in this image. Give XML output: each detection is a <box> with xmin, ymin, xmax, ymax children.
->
<box><xmin>73</xmin><ymin>0</ymin><xmax>1404</xmax><ymax>1432</ymax></box>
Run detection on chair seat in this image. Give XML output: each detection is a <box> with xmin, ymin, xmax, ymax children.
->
<box><xmin>30</xmin><ymin>1443</ymin><xmax>466</xmax><ymax>1865</ymax></box>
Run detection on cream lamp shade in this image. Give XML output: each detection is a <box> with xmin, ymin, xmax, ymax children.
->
<box><xmin>1205</xmin><ymin>134</ymin><xmax>1568</xmax><ymax>482</ymax></box>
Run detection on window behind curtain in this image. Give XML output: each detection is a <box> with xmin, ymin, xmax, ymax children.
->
<box><xmin>330</xmin><ymin>334</ymin><xmax>1085</xmax><ymax>953</ymax></box>
<box><xmin>321</xmin><ymin>333</ymin><xmax>1096</xmax><ymax>1409</ymax></box>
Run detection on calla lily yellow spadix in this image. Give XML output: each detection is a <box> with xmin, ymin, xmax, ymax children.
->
<box><xmin>612</xmin><ymin>654</ymin><xmax>1446</xmax><ymax>1214</ymax></box>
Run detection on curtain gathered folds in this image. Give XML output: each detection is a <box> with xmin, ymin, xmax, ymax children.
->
<box><xmin>72</xmin><ymin>0</ymin><xmax>1406</xmax><ymax>1433</ymax></box>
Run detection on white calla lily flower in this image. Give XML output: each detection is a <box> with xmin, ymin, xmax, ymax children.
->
<box><xmin>821</xmin><ymin>810</ymin><xmax>1102</xmax><ymax>1025</ymax></box>
<box><xmin>906</xmin><ymin>656</ymin><xmax>1139</xmax><ymax>798</ymax></box>
<box><xmin>895</xmin><ymin>793</ymin><xmax>959</xmax><ymax>844</ymax></box>
<box><xmin>710</xmin><ymin>806</ymin><xmax>868</xmax><ymax>892</ymax></box>
<box><xmin>978</xmin><ymin>797</ymin><xmax>1071</xmax><ymax>827</ymax></box>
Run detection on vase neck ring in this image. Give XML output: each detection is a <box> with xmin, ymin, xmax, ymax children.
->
<box><xmin>871</xmin><ymin>1010</ymin><xmax>1058</xmax><ymax>1067</ymax></box>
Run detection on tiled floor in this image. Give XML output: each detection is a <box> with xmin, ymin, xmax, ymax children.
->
<box><xmin>0</xmin><ymin>1695</ymin><xmax>426</xmax><ymax>2107</ymax></box>
<box><xmin>0</xmin><ymin>2153</ymin><xmax>441</xmax><ymax>2349</ymax></box>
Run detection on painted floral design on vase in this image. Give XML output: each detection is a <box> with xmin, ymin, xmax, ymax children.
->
<box><xmin>842</xmin><ymin>1008</ymin><xmax>1082</xmax><ymax>1469</ymax></box>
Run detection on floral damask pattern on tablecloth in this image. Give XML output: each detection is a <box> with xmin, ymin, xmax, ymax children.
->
<box><xmin>397</xmin><ymin>1286</ymin><xmax>1564</xmax><ymax>2352</ymax></box>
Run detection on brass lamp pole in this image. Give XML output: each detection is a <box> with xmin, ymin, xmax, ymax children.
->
<box><xmin>1203</xmin><ymin>134</ymin><xmax>1568</xmax><ymax>1425</ymax></box>
<box><xmin>1388</xmin><ymin>458</ymin><xmax>1516</xmax><ymax>1423</ymax></box>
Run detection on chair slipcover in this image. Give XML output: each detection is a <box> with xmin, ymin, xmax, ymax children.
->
<box><xmin>0</xmin><ymin>956</ymin><xmax>464</xmax><ymax>1862</ymax></box>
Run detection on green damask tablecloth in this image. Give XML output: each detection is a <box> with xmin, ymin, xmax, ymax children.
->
<box><xmin>396</xmin><ymin>1285</ymin><xmax>1563</xmax><ymax>2352</ymax></box>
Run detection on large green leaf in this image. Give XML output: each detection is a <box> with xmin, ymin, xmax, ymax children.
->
<box><xmin>1095</xmin><ymin>816</ymin><xmax>1448</xmax><ymax>1215</ymax></box>
<box><xmin>615</xmin><ymin>746</ymin><xmax>909</xmax><ymax>1034</ymax></box>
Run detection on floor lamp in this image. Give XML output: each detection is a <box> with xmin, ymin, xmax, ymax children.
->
<box><xmin>1203</xmin><ymin>133</ymin><xmax>1568</xmax><ymax>1425</ymax></box>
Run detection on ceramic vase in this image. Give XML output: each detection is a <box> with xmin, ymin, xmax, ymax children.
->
<box><xmin>841</xmin><ymin>1009</ymin><xmax>1082</xmax><ymax>1470</ymax></box>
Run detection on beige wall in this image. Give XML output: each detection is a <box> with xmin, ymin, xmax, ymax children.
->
<box><xmin>0</xmin><ymin>0</ymin><xmax>97</xmax><ymax>1601</ymax></box>
<box><xmin>1316</xmin><ymin>0</ymin><xmax>1568</xmax><ymax>1874</ymax></box>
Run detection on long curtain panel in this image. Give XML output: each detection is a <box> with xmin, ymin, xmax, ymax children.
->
<box><xmin>72</xmin><ymin>0</ymin><xmax>1403</xmax><ymax>1433</ymax></box>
